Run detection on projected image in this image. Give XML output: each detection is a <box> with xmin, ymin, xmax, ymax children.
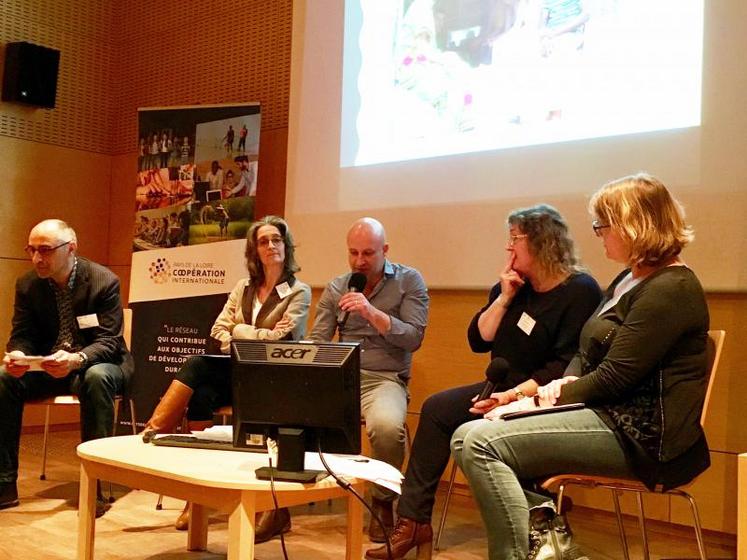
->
<box><xmin>341</xmin><ymin>0</ymin><xmax>703</xmax><ymax>166</ymax></box>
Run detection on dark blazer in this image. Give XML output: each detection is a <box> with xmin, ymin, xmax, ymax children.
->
<box><xmin>7</xmin><ymin>257</ymin><xmax>134</xmax><ymax>382</ymax></box>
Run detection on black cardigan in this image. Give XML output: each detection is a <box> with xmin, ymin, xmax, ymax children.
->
<box><xmin>558</xmin><ymin>266</ymin><xmax>710</xmax><ymax>489</ymax></box>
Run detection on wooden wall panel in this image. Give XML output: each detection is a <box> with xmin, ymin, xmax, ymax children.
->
<box><xmin>111</xmin><ymin>0</ymin><xmax>292</xmax><ymax>155</ymax></box>
<box><xmin>0</xmin><ymin>137</ymin><xmax>113</xmax><ymax>261</ymax></box>
<box><xmin>0</xmin><ymin>259</ymin><xmax>34</xmax><ymax>362</ymax></box>
<box><xmin>0</xmin><ymin>0</ymin><xmax>115</xmax><ymax>153</ymax></box>
<box><xmin>670</xmin><ymin>450</ymin><xmax>737</xmax><ymax>533</ymax></box>
<box><xmin>701</xmin><ymin>294</ymin><xmax>747</xmax><ymax>454</ymax></box>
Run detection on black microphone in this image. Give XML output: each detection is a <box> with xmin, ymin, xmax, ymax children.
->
<box><xmin>476</xmin><ymin>357</ymin><xmax>511</xmax><ymax>401</ymax></box>
<box><xmin>336</xmin><ymin>272</ymin><xmax>368</xmax><ymax>330</ymax></box>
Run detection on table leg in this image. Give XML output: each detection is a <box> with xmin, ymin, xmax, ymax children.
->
<box><xmin>346</xmin><ymin>489</ymin><xmax>363</xmax><ymax>560</ymax></box>
<box><xmin>187</xmin><ymin>502</ymin><xmax>209</xmax><ymax>551</ymax></box>
<box><xmin>228</xmin><ymin>492</ymin><xmax>256</xmax><ymax>560</ymax></box>
<box><xmin>739</xmin><ymin>454</ymin><xmax>747</xmax><ymax>560</ymax></box>
<box><xmin>76</xmin><ymin>463</ymin><xmax>97</xmax><ymax>560</ymax></box>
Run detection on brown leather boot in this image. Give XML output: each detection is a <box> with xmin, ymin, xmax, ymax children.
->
<box><xmin>255</xmin><ymin>507</ymin><xmax>291</xmax><ymax>543</ymax></box>
<box><xmin>140</xmin><ymin>380</ymin><xmax>193</xmax><ymax>442</ymax></box>
<box><xmin>368</xmin><ymin>497</ymin><xmax>394</xmax><ymax>543</ymax></box>
<box><xmin>365</xmin><ymin>516</ymin><xmax>433</xmax><ymax>560</ymax></box>
<box><xmin>175</xmin><ymin>502</ymin><xmax>190</xmax><ymax>531</ymax></box>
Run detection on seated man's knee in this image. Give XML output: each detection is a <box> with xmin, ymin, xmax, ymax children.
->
<box><xmin>80</xmin><ymin>364</ymin><xmax>118</xmax><ymax>398</ymax></box>
<box><xmin>0</xmin><ymin>369</ymin><xmax>17</xmax><ymax>388</ymax></box>
<box><xmin>366</xmin><ymin>415</ymin><xmax>406</xmax><ymax>445</ymax></box>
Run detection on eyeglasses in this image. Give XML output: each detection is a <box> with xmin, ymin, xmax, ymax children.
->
<box><xmin>508</xmin><ymin>234</ymin><xmax>528</xmax><ymax>246</ymax></box>
<box><xmin>24</xmin><ymin>240</ymin><xmax>71</xmax><ymax>257</ymax></box>
<box><xmin>592</xmin><ymin>220</ymin><xmax>611</xmax><ymax>237</ymax></box>
<box><xmin>257</xmin><ymin>235</ymin><xmax>284</xmax><ymax>248</ymax></box>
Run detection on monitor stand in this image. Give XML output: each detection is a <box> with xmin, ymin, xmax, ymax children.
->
<box><xmin>254</xmin><ymin>427</ymin><xmax>323</xmax><ymax>483</ymax></box>
<box><xmin>255</xmin><ymin>466</ymin><xmax>322</xmax><ymax>483</ymax></box>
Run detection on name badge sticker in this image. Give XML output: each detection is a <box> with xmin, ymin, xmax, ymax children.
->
<box><xmin>275</xmin><ymin>282</ymin><xmax>292</xmax><ymax>299</ymax></box>
<box><xmin>77</xmin><ymin>314</ymin><xmax>100</xmax><ymax>329</ymax></box>
<box><xmin>517</xmin><ymin>312</ymin><xmax>536</xmax><ymax>336</ymax></box>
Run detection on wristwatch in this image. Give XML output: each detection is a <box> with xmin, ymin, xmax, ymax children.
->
<box><xmin>77</xmin><ymin>351</ymin><xmax>88</xmax><ymax>369</ymax></box>
<box><xmin>513</xmin><ymin>387</ymin><xmax>526</xmax><ymax>400</ymax></box>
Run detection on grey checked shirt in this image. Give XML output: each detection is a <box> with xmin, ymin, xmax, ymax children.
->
<box><xmin>309</xmin><ymin>261</ymin><xmax>429</xmax><ymax>380</ymax></box>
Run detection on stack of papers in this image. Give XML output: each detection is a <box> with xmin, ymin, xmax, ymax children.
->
<box><xmin>305</xmin><ymin>453</ymin><xmax>404</xmax><ymax>494</ymax></box>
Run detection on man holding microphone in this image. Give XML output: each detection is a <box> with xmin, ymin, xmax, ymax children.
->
<box><xmin>310</xmin><ymin>217</ymin><xmax>430</xmax><ymax>542</ymax></box>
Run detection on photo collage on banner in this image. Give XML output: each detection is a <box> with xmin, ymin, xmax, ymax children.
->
<box><xmin>128</xmin><ymin>103</ymin><xmax>261</xmax><ymax>427</ymax></box>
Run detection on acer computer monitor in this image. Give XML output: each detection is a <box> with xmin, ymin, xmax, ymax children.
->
<box><xmin>230</xmin><ymin>339</ymin><xmax>361</xmax><ymax>482</ymax></box>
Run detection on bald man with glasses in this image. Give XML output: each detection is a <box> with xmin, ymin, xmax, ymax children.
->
<box><xmin>0</xmin><ymin>219</ymin><xmax>133</xmax><ymax>515</ymax></box>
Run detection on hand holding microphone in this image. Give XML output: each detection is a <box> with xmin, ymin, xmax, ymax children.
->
<box><xmin>336</xmin><ymin>272</ymin><xmax>368</xmax><ymax>331</ymax></box>
<box><xmin>469</xmin><ymin>357</ymin><xmax>510</xmax><ymax>415</ymax></box>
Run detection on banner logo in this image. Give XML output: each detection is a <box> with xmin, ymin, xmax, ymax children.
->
<box><xmin>148</xmin><ymin>258</ymin><xmax>171</xmax><ymax>284</ymax></box>
<box><xmin>147</xmin><ymin>255</ymin><xmax>227</xmax><ymax>287</ymax></box>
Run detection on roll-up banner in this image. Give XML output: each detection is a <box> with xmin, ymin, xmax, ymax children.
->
<box><xmin>127</xmin><ymin>103</ymin><xmax>261</xmax><ymax>428</ymax></box>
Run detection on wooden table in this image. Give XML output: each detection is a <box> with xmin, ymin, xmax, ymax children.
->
<box><xmin>76</xmin><ymin>435</ymin><xmax>364</xmax><ymax>559</ymax></box>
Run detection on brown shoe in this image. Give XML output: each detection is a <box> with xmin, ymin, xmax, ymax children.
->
<box><xmin>368</xmin><ymin>497</ymin><xmax>394</xmax><ymax>543</ymax></box>
<box><xmin>175</xmin><ymin>502</ymin><xmax>190</xmax><ymax>531</ymax></box>
<box><xmin>140</xmin><ymin>380</ymin><xmax>193</xmax><ymax>442</ymax></box>
<box><xmin>365</xmin><ymin>516</ymin><xmax>433</xmax><ymax>559</ymax></box>
<box><xmin>255</xmin><ymin>507</ymin><xmax>291</xmax><ymax>543</ymax></box>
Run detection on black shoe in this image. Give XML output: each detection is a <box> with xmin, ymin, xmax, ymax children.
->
<box><xmin>255</xmin><ymin>507</ymin><xmax>291</xmax><ymax>543</ymax></box>
<box><xmin>0</xmin><ymin>481</ymin><xmax>19</xmax><ymax>510</ymax></box>
<box><xmin>95</xmin><ymin>497</ymin><xmax>111</xmax><ymax>518</ymax></box>
<box><xmin>95</xmin><ymin>481</ymin><xmax>111</xmax><ymax>518</ymax></box>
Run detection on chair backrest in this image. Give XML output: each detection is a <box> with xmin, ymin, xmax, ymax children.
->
<box><xmin>123</xmin><ymin>308</ymin><xmax>132</xmax><ymax>350</ymax></box>
<box><xmin>700</xmin><ymin>330</ymin><xmax>725</xmax><ymax>426</ymax></box>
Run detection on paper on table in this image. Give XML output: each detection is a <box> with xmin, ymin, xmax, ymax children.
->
<box><xmin>4</xmin><ymin>353</ymin><xmax>47</xmax><ymax>371</ymax></box>
<box><xmin>190</xmin><ymin>425</ymin><xmax>234</xmax><ymax>442</ymax></box>
<box><xmin>305</xmin><ymin>452</ymin><xmax>404</xmax><ymax>494</ymax></box>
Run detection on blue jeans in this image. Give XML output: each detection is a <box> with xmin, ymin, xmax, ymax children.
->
<box><xmin>0</xmin><ymin>363</ymin><xmax>124</xmax><ymax>483</ymax></box>
<box><xmin>450</xmin><ymin>408</ymin><xmax>632</xmax><ymax>560</ymax></box>
<box><xmin>360</xmin><ymin>369</ymin><xmax>409</xmax><ymax>502</ymax></box>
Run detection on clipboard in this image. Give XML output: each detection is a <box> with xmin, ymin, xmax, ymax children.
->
<box><xmin>500</xmin><ymin>402</ymin><xmax>585</xmax><ymax>421</ymax></box>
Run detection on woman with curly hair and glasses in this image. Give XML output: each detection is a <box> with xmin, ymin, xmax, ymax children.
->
<box><xmin>366</xmin><ymin>204</ymin><xmax>602</xmax><ymax>560</ymax></box>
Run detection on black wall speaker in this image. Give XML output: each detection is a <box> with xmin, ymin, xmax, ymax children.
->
<box><xmin>2</xmin><ymin>42</ymin><xmax>61</xmax><ymax>108</ymax></box>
